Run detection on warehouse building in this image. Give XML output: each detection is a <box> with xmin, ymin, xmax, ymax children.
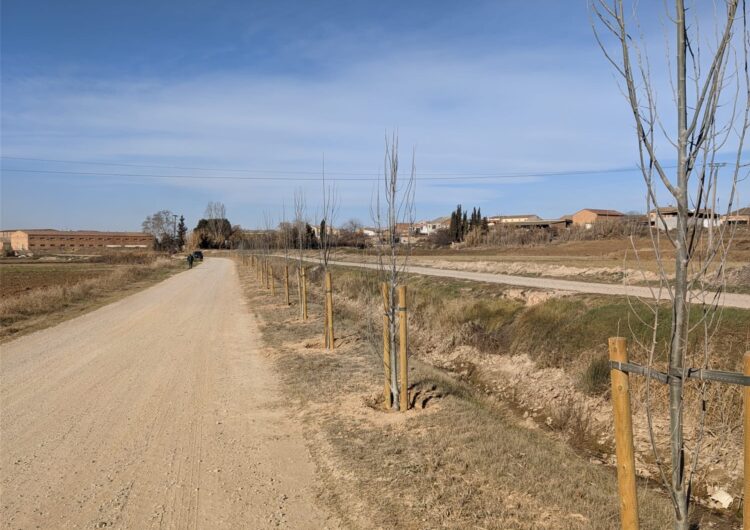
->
<box><xmin>6</xmin><ymin>230</ymin><xmax>155</xmax><ymax>252</ymax></box>
<box><xmin>571</xmin><ymin>208</ymin><xmax>624</xmax><ymax>228</ymax></box>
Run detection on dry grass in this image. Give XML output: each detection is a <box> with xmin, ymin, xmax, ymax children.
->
<box><xmin>236</xmin><ymin>258</ymin><xmax>693</xmax><ymax>529</ymax></box>
<box><xmin>254</xmin><ymin>255</ymin><xmax>748</xmax><ymax>525</ymax></box>
<box><xmin>0</xmin><ymin>257</ymin><xmax>183</xmax><ymax>341</ymax></box>
<box><xmin>0</xmin><ymin>263</ymin><xmax>119</xmax><ymax>297</ymax></box>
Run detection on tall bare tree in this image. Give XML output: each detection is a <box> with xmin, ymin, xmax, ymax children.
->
<box><xmin>294</xmin><ymin>188</ymin><xmax>308</xmax><ymax>319</ymax></box>
<box><xmin>319</xmin><ymin>156</ymin><xmax>339</xmax><ymax>269</ymax></box>
<box><xmin>279</xmin><ymin>202</ymin><xmax>293</xmax><ymax>305</ymax></box>
<box><xmin>142</xmin><ymin>209</ymin><xmax>176</xmax><ymax>250</ymax></box>
<box><xmin>372</xmin><ymin>132</ymin><xmax>416</xmax><ymax>410</ymax></box>
<box><xmin>318</xmin><ymin>157</ymin><xmax>339</xmax><ymax>348</ymax></box>
<box><xmin>592</xmin><ymin>1</ymin><xmax>748</xmax><ymax>527</ymax></box>
<box><xmin>204</xmin><ymin>201</ymin><xmax>228</xmax><ymax>249</ymax></box>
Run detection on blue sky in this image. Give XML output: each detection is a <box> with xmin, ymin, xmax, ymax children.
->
<box><xmin>1</xmin><ymin>0</ymin><xmax>748</xmax><ymax>231</ymax></box>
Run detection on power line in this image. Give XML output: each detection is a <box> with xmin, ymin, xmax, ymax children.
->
<box><xmin>2</xmin><ymin>155</ymin><xmax>659</xmax><ymax>176</ymax></box>
<box><xmin>0</xmin><ymin>163</ymin><xmax>664</xmax><ymax>182</ymax></box>
<box><xmin>2</xmin><ymin>168</ymin><xmax>354</xmax><ymax>181</ymax></box>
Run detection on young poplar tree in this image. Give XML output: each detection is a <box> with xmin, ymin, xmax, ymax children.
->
<box><xmin>592</xmin><ymin>1</ymin><xmax>748</xmax><ymax>527</ymax></box>
<box><xmin>293</xmin><ymin>188</ymin><xmax>308</xmax><ymax>319</ymax></box>
<box><xmin>372</xmin><ymin>132</ymin><xmax>416</xmax><ymax>410</ymax></box>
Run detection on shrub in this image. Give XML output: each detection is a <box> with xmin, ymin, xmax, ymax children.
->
<box><xmin>581</xmin><ymin>356</ymin><xmax>611</xmax><ymax>395</ymax></box>
<box><xmin>427</xmin><ymin>228</ymin><xmax>452</xmax><ymax>247</ymax></box>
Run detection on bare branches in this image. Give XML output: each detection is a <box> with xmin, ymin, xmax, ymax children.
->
<box><xmin>319</xmin><ymin>156</ymin><xmax>339</xmax><ymax>270</ymax></box>
<box><xmin>593</xmin><ymin>1</ymin><xmax>747</xmax><ymax>527</ymax></box>
<box><xmin>371</xmin><ymin>131</ymin><xmax>416</xmax><ymax>410</ymax></box>
<box><xmin>204</xmin><ymin>201</ymin><xmax>228</xmax><ymax>249</ymax></box>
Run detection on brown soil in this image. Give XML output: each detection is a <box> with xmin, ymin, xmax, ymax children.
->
<box><xmin>0</xmin><ymin>258</ymin><xmax>330</xmax><ymax>529</ymax></box>
<box><xmin>0</xmin><ymin>262</ymin><xmax>118</xmax><ymax>297</ymax></box>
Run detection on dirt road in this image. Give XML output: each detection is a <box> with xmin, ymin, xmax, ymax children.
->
<box><xmin>306</xmin><ymin>256</ymin><xmax>750</xmax><ymax>310</ymax></box>
<box><xmin>0</xmin><ymin>258</ymin><xmax>327</xmax><ymax>529</ymax></box>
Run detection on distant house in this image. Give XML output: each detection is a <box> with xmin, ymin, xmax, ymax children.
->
<box><xmin>500</xmin><ymin>218</ymin><xmax>572</xmax><ymax>230</ymax></box>
<box><xmin>649</xmin><ymin>207</ymin><xmax>721</xmax><ymax>230</ymax></box>
<box><xmin>571</xmin><ymin>208</ymin><xmax>624</xmax><ymax>228</ymax></box>
<box><xmin>722</xmin><ymin>207</ymin><xmax>750</xmax><ymax>226</ymax></box>
<box><xmin>310</xmin><ymin>225</ymin><xmax>340</xmax><ymax>239</ymax></box>
<box><xmin>395</xmin><ymin>223</ymin><xmax>413</xmax><ymax>238</ymax></box>
<box><xmin>487</xmin><ymin>214</ymin><xmax>540</xmax><ymax>226</ymax></box>
<box><xmin>416</xmin><ymin>216</ymin><xmax>450</xmax><ymax>235</ymax></box>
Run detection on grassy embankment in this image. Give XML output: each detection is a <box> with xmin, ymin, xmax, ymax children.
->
<box><xmin>240</xmin><ymin>253</ymin><xmax>747</xmax><ymax>528</ymax></box>
<box><xmin>324</xmin><ymin>262</ymin><xmax>749</xmax><ymax>506</ymax></box>
<box><xmin>238</xmin><ymin>256</ymin><xmax>693</xmax><ymax>529</ymax></box>
<box><xmin>0</xmin><ymin>253</ymin><xmax>185</xmax><ymax>341</ymax></box>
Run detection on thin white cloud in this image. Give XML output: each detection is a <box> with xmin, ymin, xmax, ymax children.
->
<box><xmin>2</xmin><ymin>22</ymin><xmax>747</xmax><ymax>228</ymax></box>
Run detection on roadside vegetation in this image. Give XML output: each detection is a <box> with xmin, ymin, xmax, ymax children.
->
<box><xmin>236</xmin><ymin>258</ymin><xmax>676</xmax><ymax>529</ymax></box>
<box><xmin>326</xmin><ymin>263</ymin><xmax>748</xmax><ymax>510</ymax></box>
<box><xmin>239</xmin><ymin>255</ymin><xmax>745</xmax><ymax>528</ymax></box>
<box><xmin>0</xmin><ymin>253</ymin><xmax>184</xmax><ymax>341</ymax></box>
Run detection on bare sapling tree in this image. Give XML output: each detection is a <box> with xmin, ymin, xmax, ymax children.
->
<box><xmin>293</xmin><ymin>188</ymin><xmax>309</xmax><ymax>319</ymax></box>
<box><xmin>205</xmin><ymin>201</ymin><xmax>227</xmax><ymax>249</ymax></box>
<box><xmin>319</xmin><ymin>171</ymin><xmax>339</xmax><ymax>270</ymax></box>
<box><xmin>280</xmin><ymin>202</ymin><xmax>292</xmax><ymax>305</ymax></box>
<box><xmin>593</xmin><ymin>1</ymin><xmax>748</xmax><ymax>527</ymax></box>
<box><xmin>262</xmin><ymin>211</ymin><xmax>274</xmax><ymax>290</ymax></box>
<box><xmin>372</xmin><ymin>132</ymin><xmax>416</xmax><ymax>411</ymax></box>
<box><xmin>319</xmin><ymin>158</ymin><xmax>339</xmax><ymax>349</ymax></box>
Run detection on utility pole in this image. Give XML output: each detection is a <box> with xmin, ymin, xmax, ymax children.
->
<box><xmin>172</xmin><ymin>214</ymin><xmax>178</xmax><ymax>252</ymax></box>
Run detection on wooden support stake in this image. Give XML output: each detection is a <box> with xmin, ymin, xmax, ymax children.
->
<box><xmin>609</xmin><ymin>337</ymin><xmax>639</xmax><ymax>530</ymax></box>
<box><xmin>301</xmin><ymin>267</ymin><xmax>308</xmax><ymax>320</ymax></box>
<box><xmin>297</xmin><ymin>268</ymin><xmax>303</xmax><ymax>316</ymax></box>
<box><xmin>284</xmin><ymin>265</ymin><xmax>290</xmax><ymax>305</ymax></box>
<box><xmin>744</xmin><ymin>352</ymin><xmax>750</xmax><ymax>530</ymax></box>
<box><xmin>322</xmin><ymin>279</ymin><xmax>329</xmax><ymax>347</ymax></box>
<box><xmin>398</xmin><ymin>285</ymin><xmax>408</xmax><ymax>412</ymax></box>
<box><xmin>265</xmin><ymin>261</ymin><xmax>270</xmax><ymax>289</ymax></box>
<box><xmin>325</xmin><ymin>271</ymin><xmax>334</xmax><ymax>350</ymax></box>
<box><xmin>381</xmin><ymin>283</ymin><xmax>391</xmax><ymax>409</ymax></box>
<box><xmin>270</xmin><ymin>265</ymin><xmax>275</xmax><ymax>295</ymax></box>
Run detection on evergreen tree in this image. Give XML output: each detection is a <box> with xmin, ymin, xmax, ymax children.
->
<box><xmin>319</xmin><ymin>219</ymin><xmax>327</xmax><ymax>250</ymax></box>
<box><xmin>176</xmin><ymin>215</ymin><xmax>187</xmax><ymax>250</ymax></box>
<box><xmin>449</xmin><ymin>205</ymin><xmax>463</xmax><ymax>242</ymax></box>
<box><xmin>305</xmin><ymin>223</ymin><xmax>318</xmax><ymax>249</ymax></box>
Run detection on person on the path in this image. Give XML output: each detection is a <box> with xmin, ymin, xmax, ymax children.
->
<box><xmin>187</xmin><ymin>253</ymin><xmax>194</xmax><ymax>269</ymax></box>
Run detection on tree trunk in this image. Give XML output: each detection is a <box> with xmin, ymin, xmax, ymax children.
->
<box><xmin>389</xmin><ymin>281</ymin><xmax>399</xmax><ymax>410</ymax></box>
<box><xmin>671</xmin><ymin>1</ymin><xmax>689</xmax><ymax>526</ymax></box>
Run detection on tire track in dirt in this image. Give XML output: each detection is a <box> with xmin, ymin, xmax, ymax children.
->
<box><xmin>0</xmin><ymin>258</ymin><xmax>327</xmax><ymax>529</ymax></box>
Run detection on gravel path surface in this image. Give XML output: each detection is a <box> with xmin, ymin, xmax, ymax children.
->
<box><xmin>0</xmin><ymin>258</ymin><xmax>326</xmax><ymax>529</ymax></box>
<box><xmin>304</xmin><ymin>256</ymin><xmax>750</xmax><ymax>310</ymax></box>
